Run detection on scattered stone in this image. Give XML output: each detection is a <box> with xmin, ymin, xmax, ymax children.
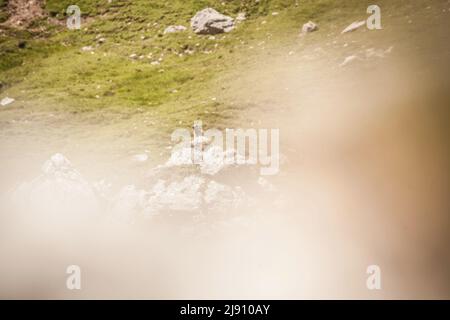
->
<box><xmin>341</xmin><ymin>20</ymin><xmax>366</xmax><ymax>34</ymax></box>
<box><xmin>129</xmin><ymin>53</ymin><xmax>138</xmax><ymax>59</ymax></box>
<box><xmin>81</xmin><ymin>46</ymin><xmax>94</xmax><ymax>52</ymax></box>
<box><xmin>132</xmin><ymin>153</ymin><xmax>149</xmax><ymax>163</ymax></box>
<box><xmin>340</xmin><ymin>55</ymin><xmax>359</xmax><ymax>67</ymax></box>
<box><xmin>236</xmin><ymin>12</ymin><xmax>246</xmax><ymax>23</ymax></box>
<box><xmin>164</xmin><ymin>25</ymin><xmax>187</xmax><ymax>34</ymax></box>
<box><xmin>365</xmin><ymin>46</ymin><xmax>394</xmax><ymax>59</ymax></box>
<box><xmin>301</xmin><ymin>21</ymin><xmax>318</xmax><ymax>34</ymax></box>
<box><xmin>191</xmin><ymin>8</ymin><xmax>235</xmax><ymax>35</ymax></box>
<box><xmin>385</xmin><ymin>46</ymin><xmax>394</xmax><ymax>54</ymax></box>
<box><xmin>1</xmin><ymin>97</ymin><xmax>15</xmax><ymax>106</ymax></box>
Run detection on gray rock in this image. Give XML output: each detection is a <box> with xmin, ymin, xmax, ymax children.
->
<box><xmin>191</xmin><ymin>8</ymin><xmax>235</xmax><ymax>35</ymax></box>
<box><xmin>164</xmin><ymin>25</ymin><xmax>187</xmax><ymax>34</ymax></box>
<box><xmin>301</xmin><ymin>21</ymin><xmax>318</xmax><ymax>34</ymax></box>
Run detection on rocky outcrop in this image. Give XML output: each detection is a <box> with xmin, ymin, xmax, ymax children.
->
<box><xmin>191</xmin><ymin>8</ymin><xmax>235</xmax><ymax>35</ymax></box>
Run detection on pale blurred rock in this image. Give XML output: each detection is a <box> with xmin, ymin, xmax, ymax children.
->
<box><xmin>0</xmin><ymin>97</ymin><xmax>15</xmax><ymax>106</ymax></box>
<box><xmin>341</xmin><ymin>20</ymin><xmax>366</xmax><ymax>34</ymax></box>
<box><xmin>340</xmin><ymin>55</ymin><xmax>358</xmax><ymax>67</ymax></box>
<box><xmin>301</xmin><ymin>21</ymin><xmax>318</xmax><ymax>34</ymax></box>
<box><xmin>164</xmin><ymin>25</ymin><xmax>187</xmax><ymax>34</ymax></box>
<box><xmin>236</xmin><ymin>12</ymin><xmax>246</xmax><ymax>23</ymax></box>
<box><xmin>81</xmin><ymin>46</ymin><xmax>94</xmax><ymax>52</ymax></box>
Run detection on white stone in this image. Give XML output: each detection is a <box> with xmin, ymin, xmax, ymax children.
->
<box><xmin>1</xmin><ymin>97</ymin><xmax>15</xmax><ymax>106</ymax></box>
<box><xmin>164</xmin><ymin>25</ymin><xmax>187</xmax><ymax>34</ymax></box>
<box><xmin>340</xmin><ymin>55</ymin><xmax>359</xmax><ymax>67</ymax></box>
<box><xmin>341</xmin><ymin>21</ymin><xmax>366</xmax><ymax>34</ymax></box>
<box><xmin>81</xmin><ymin>46</ymin><xmax>94</xmax><ymax>52</ymax></box>
<box><xmin>236</xmin><ymin>12</ymin><xmax>246</xmax><ymax>23</ymax></box>
<box><xmin>301</xmin><ymin>21</ymin><xmax>318</xmax><ymax>34</ymax></box>
<box><xmin>132</xmin><ymin>153</ymin><xmax>148</xmax><ymax>162</ymax></box>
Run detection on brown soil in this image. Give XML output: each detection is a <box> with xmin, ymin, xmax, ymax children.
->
<box><xmin>4</xmin><ymin>0</ymin><xmax>46</xmax><ymax>28</ymax></box>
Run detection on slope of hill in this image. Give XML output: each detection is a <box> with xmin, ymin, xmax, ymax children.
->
<box><xmin>0</xmin><ymin>0</ymin><xmax>365</xmax><ymax>116</ymax></box>
<box><xmin>0</xmin><ymin>0</ymin><xmax>448</xmax><ymax>170</ymax></box>
<box><xmin>0</xmin><ymin>0</ymin><xmax>449</xmax><ymax>300</ymax></box>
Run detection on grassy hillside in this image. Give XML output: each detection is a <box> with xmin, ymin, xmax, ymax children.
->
<box><xmin>0</xmin><ymin>0</ymin><xmax>447</xmax><ymax>186</ymax></box>
<box><xmin>0</xmin><ymin>0</ymin><xmax>370</xmax><ymax>116</ymax></box>
<box><xmin>0</xmin><ymin>0</ymin><xmax>426</xmax><ymax>158</ymax></box>
<box><xmin>0</xmin><ymin>0</ymin><xmax>8</xmax><ymax>23</ymax></box>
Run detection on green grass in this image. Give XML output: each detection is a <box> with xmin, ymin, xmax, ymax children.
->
<box><xmin>0</xmin><ymin>0</ymin><xmax>423</xmax><ymax>163</ymax></box>
<box><xmin>0</xmin><ymin>0</ymin><xmax>378</xmax><ymax>131</ymax></box>
<box><xmin>45</xmin><ymin>0</ymin><xmax>107</xmax><ymax>18</ymax></box>
<box><xmin>0</xmin><ymin>0</ymin><xmax>9</xmax><ymax>23</ymax></box>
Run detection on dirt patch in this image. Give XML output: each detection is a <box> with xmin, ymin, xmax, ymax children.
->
<box><xmin>3</xmin><ymin>0</ymin><xmax>46</xmax><ymax>28</ymax></box>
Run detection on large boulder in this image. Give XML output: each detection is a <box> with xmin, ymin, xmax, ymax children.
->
<box><xmin>191</xmin><ymin>8</ymin><xmax>235</xmax><ymax>35</ymax></box>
